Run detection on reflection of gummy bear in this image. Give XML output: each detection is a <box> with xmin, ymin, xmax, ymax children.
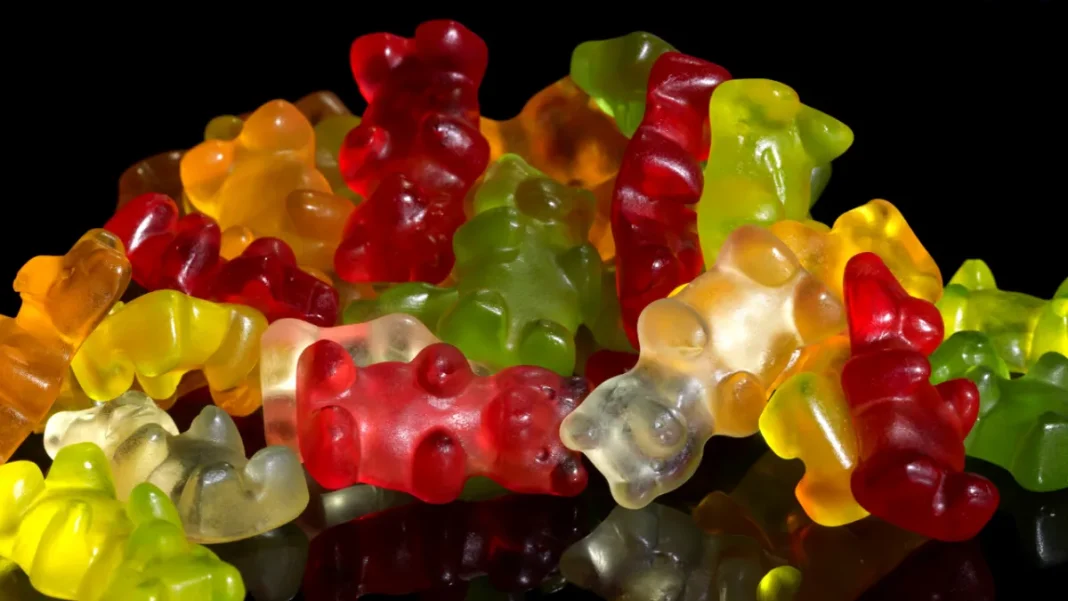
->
<box><xmin>47</xmin><ymin>398</ymin><xmax>307</xmax><ymax>543</ymax></box>
<box><xmin>560</xmin><ymin>503</ymin><xmax>801</xmax><ymax>601</ymax></box>
<box><xmin>937</xmin><ymin>259</ymin><xmax>1067</xmax><ymax>373</ymax></box>
<box><xmin>931</xmin><ymin>332</ymin><xmax>1067</xmax><ymax>492</ymax></box>
<box><xmin>105</xmin><ymin>193</ymin><xmax>339</xmax><ymax>325</ymax></box>
<box><xmin>0</xmin><ymin>443</ymin><xmax>244</xmax><ymax>600</ymax></box>
<box><xmin>297</xmin><ymin>340</ymin><xmax>588</xmax><ymax>503</ymax></box>
<box><xmin>43</xmin><ymin>391</ymin><xmax>177</xmax><ymax>460</ymax></box>
<box><xmin>758</xmin><ymin>335</ymin><xmax>868</xmax><ymax>526</ymax></box>
<box><xmin>118</xmin><ymin>149</ymin><xmax>185</xmax><ymax>210</ymax></box>
<box><xmin>70</xmin><ymin>290</ymin><xmax>267</xmax><ymax>416</ymax></box>
<box><xmin>335</xmin><ymin>20</ymin><xmax>490</xmax><ymax>284</ymax></box>
<box><xmin>770</xmin><ymin>199</ymin><xmax>943</xmax><ymax>303</ymax></box>
<box><xmin>560</xmin><ymin>225</ymin><xmax>844</xmax><ymax>508</ymax></box>
<box><xmin>0</xmin><ymin>229</ymin><xmax>131</xmax><ymax>462</ymax></box>
<box><xmin>207</xmin><ymin>523</ymin><xmax>309</xmax><ymax>601</ymax></box>
<box><xmin>303</xmin><ymin>494</ymin><xmax>585</xmax><ymax>599</ymax></box>
<box><xmin>842</xmin><ymin>253</ymin><xmax>999</xmax><ymax>541</ymax></box>
<box><xmin>259</xmin><ymin>314</ymin><xmax>487</xmax><ymax>456</ymax></box>
<box><xmin>569</xmin><ymin>31</ymin><xmax>676</xmax><ymax>137</ymax></box>
<box><xmin>693</xmin><ymin>452</ymin><xmax>927</xmax><ymax>601</ymax></box>
<box><xmin>181</xmin><ymin>99</ymin><xmax>332</xmax><ymax>248</ymax></box>
<box><xmin>698</xmin><ymin>79</ymin><xmax>854</xmax><ymax>264</ymax></box>
<box><xmin>611</xmin><ymin>52</ymin><xmax>732</xmax><ymax>347</ymax></box>
<box><xmin>345</xmin><ymin>154</ymin><xmax>602</xmax><ymax>375</ymax></box>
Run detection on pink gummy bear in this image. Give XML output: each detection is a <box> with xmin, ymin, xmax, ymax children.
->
<box><xmin>296</xmin><ymin>340</ymin><xmax>588</xmax><ymax>503</ymax></box>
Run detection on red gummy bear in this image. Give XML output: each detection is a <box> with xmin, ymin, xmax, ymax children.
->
<box><xmin>612</xmin><ymin>52</ymin><xmax>731</xmax><ymax>347</ymax></box>
<box><xmin>842</xmin><ymin>252</ymin><xmax>999</xmax><ymax>541</ymax></box>
<box><xmin>296</xmin><ymin>340</ymin><xmax>588</xmax><ymax>503</ymax></box>
<box><xmin>105</xmin><ymin>193</ymin><xmax>338</xmax><ymax>326</ymax></box>
<box><xmin>303</xmin><ymin>494</ymin><xmax>585</xmax><ymax>599</ymax></box>
<box><xmin>335</xmin><ymin>20</ymin><xmax>490</xmax><ymax>284</ymax></box>
<box><xmin>584</xmin><ymin>349</ymin><xmax>638</xmax><ymax>388</ymax></box>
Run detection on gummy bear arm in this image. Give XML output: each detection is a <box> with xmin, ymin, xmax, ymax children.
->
<box><xmin>557</xmin><ymin>244</ymin><xmax>604</xmax><ymax>327</ymax></box>
<box><xmin>933</xmin><ymin>379</ymin><xmax>981</xmax><ymax>438</ymax></box>
<box><xmin>344</xmin><ymin>283</ymin><xmax>458</xmax><ymax>331</ymax></box>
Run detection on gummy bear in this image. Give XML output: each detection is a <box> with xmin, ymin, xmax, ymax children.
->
<box><xmin>841</xmin><ymin>252</ymin><xmax>999</xmax><ymax>541</ymax></box>
<box><xmin>207</xmin><ymin>523</ymin><xmax>309</xmax><ymax>601</ymax></box>
<box><xmin>693</xmin><ymin>452</ymin><xmax>927</xmax><ymax>601</ymax></box>
<box><xmin>569</xmin><ymin>31</ymin><xmax>676</xmax><ymax>138</ymax></box>
<box><xmin>560</xmin><ymin>503</ymin><xmax>802</xmax><ymax>601</ymax></box>
<box><xmin>698</xmin><ymin>78</ymin><xmax>854</xmax><ymax>264</ymax></box>
<box><xmin>70</xmin><ymin>289</ymin><xmax>267</xmax><ymax>416</ymax></box>
<box><xmin>335</xmin><ymin>20</ymin><xmax>490</xmax><ymax>284</ymax></box>
<box><xmin>296</xmin><ymin>340</ymin><xmax>588</xmax><ymax>503</ymax></box>
<box><xmin>0</xmin><ymin>229</ymin><xmax>130</xmax><ymax>462</ymax></box>
<box><xmin>44</xmin><ymin>394</ymin><xmax>308</xmax><ymax>543</ymax></box>
<box><xmin>611</xmin><ymin>51</ymin><xmax>731</xmax><ymax>347</ymax></box>
<box><xmin>181</xmin><ymin>99</ymin><xmax>333</xmax><ymax>252</ymax></box>
<box><xmin>937</xmin><ymin>259</ymin><xmax>1067</xmax><ymax>373</ymax></box>
<box><xmin>560</xmin><ymin>225</ymin><xmax>844</xmax><ymax>508</ymax></box>
<box><xmin>118</xmin><ymin>149</ymin><xmax>185</xmax><ymax>210</ymax></box>
<box><xmin>0</xmin><ymin>442</ymin><xmax>243</xmax><ymax>600</ymax></box>
<box><xmin>857</xmin><ymin>539</ymin><xmax>995</xmax><ymax>601</ymax></box>
<box><xmin>769</xmin><ymin>199</ymin><xmax>943</xmax><ymax>303</ymax></box>
<box><xmin>259</xmin><ymin>314</ymin><xmax>487</xmax><ymax>456</ymax></box>
<box><xmin>303</xmin><ymin>494</ymin><xmax>585</xmax><ymax>599</ymax></box>
<box><xmin>758</xmin><ymin>335</ymin><xmax>869</xmax><ymax>527</ymax></box>
<box><xmin>105</xmin><ymin>193</ymin><xmax>339</xmax><ymax>326</ymax></box>
<box><xmin>344</xmin><ymin>154</ymin><xmax>603</xmax><ymax>376</ymax></box>
<box><xmin>931</xmin><ymin>331</ymin><xmax>1067</xmax><ymax>492</ymax></box>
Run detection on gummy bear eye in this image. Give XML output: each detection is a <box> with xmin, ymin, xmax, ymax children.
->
<box><xmin>416</xmin><ymin>343</ymin><xmax>472</xmax><ymax>397</ymax></box>
<box><xmin>628</xmin><ymin>399</ymin><xmax>685</xmax><ymax>459</ymax></box>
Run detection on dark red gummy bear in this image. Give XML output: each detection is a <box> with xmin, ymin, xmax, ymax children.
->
<box><xmin>857</xmin><ymin>539</ymin><xmax>995</xmax><ymax>601</ymax></box>
<box><xmin>841</xmin><ymin>252</ymin><xmax>999</xmax><ymax>541</ymax></box>
<box><xmin>296</xmin><ymin>340</ymin><xmax>588</xmax><ymax>503</ymax></box>
<box><xmin>612</xmin><ymin>52</ymin><xmax>731</xmax><ymax>347</ymax></box>
<box><xmin>302</xmin><ymin>494</ymin><xmax>585</xmax><ymax>600</ymax></box>
<box><xmin>104</xmin><ymin>193</ymin><xmax>338</xmax><ymax>326</ymax></box>
<box><xmin>335</xmin><ymin>20</ymin><xmax>490</xmax><ymax>284</ymax></box>
<box><xmin>584</xmin><ymin>349</ymin><xmax>638</xmax><ymax>388</ymax></box>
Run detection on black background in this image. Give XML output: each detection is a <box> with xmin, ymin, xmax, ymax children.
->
<box><xmin>3</xmin><ymin>5</ymin><xmax>1065</xmax><ymax>599</ymax></box>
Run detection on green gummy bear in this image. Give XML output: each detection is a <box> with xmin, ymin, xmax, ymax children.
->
<box><xmin>937</xmin><ymin>259</ymin><xmax>1067</xmax><ymax>373</ymax></box>
<box><xmin>570</xmin><ymin>31</ymin><xmax>676</xmax><ymax>138</ymax></box>
<box><xmin>931</xmin><ymin>332</ymin><xmax>1068</xmax><ymax>493</ymax></box>
<box><xmin>345</xmin><ymin>154</ymin><xmax>602</xmax><ymax>375</ymax></box>
<box><xmin>315</xmin><ymin>114</ymin><xmax>363</xmax><ymax>201</ymax></box>
<box><xmin>697</xmin><ymin>78</ymin><xmax>854</xmax><ymax>264</ymax></box>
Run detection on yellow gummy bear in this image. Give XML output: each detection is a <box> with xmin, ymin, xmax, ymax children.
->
<box><xmin>70</xmin><ymin>290</ymin><xmax>267</xmax><ymax>416</ymax></box>
<box><xmin>0</xmin><ymin>442</ymin><xmax>244</xmax><ymax>600</ymax></box>
<box><xmin>560</xmin><ymin>225</ymin><xmax>844</xmax><ymax>508</ymax></box>
<box><xmin>769</xmin><ymin>199</ymin><xmax>943</xmax><ymax>304</ymax></box>
<box><xmin>697</xmin><ymin>79</ymin><xmax>854</xmax><ymax>265</ymax></box>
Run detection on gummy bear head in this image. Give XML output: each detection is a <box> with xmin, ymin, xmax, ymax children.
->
<box><xmin>482</xmin><ymin>368</ymin><xmax>589</xmax><ymax>496</ymax></box>
<box><xmin>844</xmin><ymin>252</ymin><xmax>944</xmax><ymax>356</ymax></box>
<box><xmin>470</xmin><ymin>154</ymin><xmax>596</xmax><ymax>249</ymax></box>
<box><xmin>43</xmin><ymin>390</ymin><xmax>179</xmax><ymax>460</ymax></box>
<box><xmin>13</xmin><ymin>229</ymin><xmax>131</xmax><ymax>343</ymax></box>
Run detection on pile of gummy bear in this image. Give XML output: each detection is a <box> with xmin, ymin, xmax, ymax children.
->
<box><xmin>1</xmin><ymin>19</ymin><xmax>1066</xmax><ymax>601</ymax></box>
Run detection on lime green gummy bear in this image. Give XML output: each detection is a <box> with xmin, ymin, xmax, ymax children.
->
<box><xmin>697</xmin><ymin>78</ymin><xmax>854</xmax><ymax>264</ymax></box>
<box><xmin>345</xmin><ymin>154</ymin><xmax>603</xmax><ymax>375</ymax></box>
<box><xmin>570</xmin><ymin>31</ymin><xmax>676</xmax><ymax>138</ymax></box>
<box><xmin>937</xmin><ymin>259</ymin><xmax>1067</xmax><ymax>373</ymax></box>
<box><xmin>931</xmin><ymin>332</ymin><xmax>1067</xmax><ymax>493</ymax></box>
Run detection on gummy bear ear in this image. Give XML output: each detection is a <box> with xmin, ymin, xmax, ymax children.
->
<box><xmin>844</xmin><ymin>252</ymin><xmax>943</xmax><ymax>355</ymax></box>
<box><xmin>412</xmin><ymin>20</ymin><xmax>489</xmax><ymax>86</ymax></box>
<box><xmin>415</xmin><ymin>343</ymin><xmax>473</xmax><ymax>397</ymax></box>
<box><xmin>0</xmin><ymin>462</ymin><xmax>45</xmax><ymax>532</ymax></box>
<box><xmin>948</xmin><ymin>259</ymin><xmax>997</xmax><ymax>291</ymax></box>
<box><xmin>45</xmin><ymin>442</ymin><xmax>117</xmax><ymax>496</ymax></box>
<box><xmin>349</xmin><ymin>32</ymin><xmax>414</xmax><ymax>102</ymax></box>
<box><xmin>125</xmin><ymin>482</ymin><xmax>183</xmax><ymax>528</ymax></box>
<box><xmin>717</xmin><ymin>225</ymin><xmax>803</xmax><ymax>288</ymax></box>
<box><xmin>185</xmin><ymin>406</ymin><xmax>245</xmax><ymax>455</ymax></box>
<box><xmin>797</xmin><ymin>105</ymin><xmax>855</xmax><ymax>165</ymax></box>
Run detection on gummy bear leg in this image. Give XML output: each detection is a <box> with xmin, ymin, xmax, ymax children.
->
<box><xmin>411</xmin><ymin>429</ymin><xmax>468</xmax><ymax>504</ymax></box>
<box><xmin>301</xmin><ymin>406</ymin><xmax>361</xmax><ymax>490</ymax></box>
<box><xmin>438</xmin><ymin>290</ymin><xmax>510</xmax><ymax>369</ymax></box>
<box><xmin>517</xmin><ymin>319</ymin><xmax>575</xmax><ymax>376</ymax></box>
<box><xmin>851</xmin><ymin>453</ymin><xmax>999</xmax><ymax>541</ymax></box>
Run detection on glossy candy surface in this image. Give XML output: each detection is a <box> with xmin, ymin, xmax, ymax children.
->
<box><xmin>297</xmin><ymin>340</ymin><xmax>588</xmax><ymax>502</ymax></box>
<box><xmin>841</xmin><ymin>253</ymin><xmax>999</xmax><ymax>541</ymax></box>
<box><xmin>345</xmin><ymin>154</ymin><xmax>603</xmax><ymax>375</ymax></box>
<box><xmin>560</xmin><ymin>225</ymin><xmax>844</xmax><ymax>508</ymax></box>
<box><xmin>44</xmin><ymin>393</ymin><xmax>308</xmax><ymax>543</ymax></box>
<box><xmin>335</xmin><ymin>20</ymin><xmax>490</xmax><ymax>284</ymax></box>
<box><xmin>698</xmin><ymin>79</ymin><xmax>853</xmax><ymax>264</ymax></box>
<box><xmin>70</xmin><ymin>290</ymin><xmax>267</xmax><ymax>416</ymax></box>
<box><xmin>937</xmin><ymin>259</ymin><xmax>1067</xmax><ymax>372</ymax></box>
<box><xmin>0</xmin><ymin>443</ymin><xmax>243</xmax><ymax>600</ymax></box>
<box><xmin>611</xmin><ymin>52</ymin><xmax>731</xmax><ymax>347</ymax></box>
<box><xmin>0</xmin><ymin>230</ymin><xmax>130</xmax><ymax>462</ymax></box>
<box><xmin>106</xmin><ymin>193</ymin><xmax>339</xmax><ymax>325</ymax></box>
<box><xmin>931</xmin><ymin>331</ymin><xmax>1067</xmax><ymax>492</ymax></box>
